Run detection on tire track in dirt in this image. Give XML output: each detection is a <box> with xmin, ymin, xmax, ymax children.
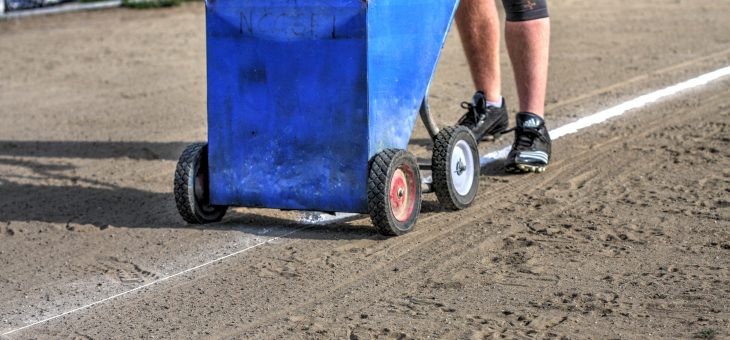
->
<box><xmin>4</xmin><ymin>2</ymin><xmax>730</xmax><ymax>338</ymax></box>
<box><xmin>217</xmin><ymin>118</ymin><xmax>643</xmax><ymax>338</ymax></box>
<box><xmin>99</xmin><ymin>159</ymin><xmax>544</xmax><ymax>340</ymax></box>
<box><xmin>11</xmin><ymin>73</ymin><xmax>730</xmax><ymax>340</ymax></box>
<box><xmin>252</xmin><ymin>165</ymin><xmax>632</xmax><ymax>338</ymax></box>
<box><xmin>543</xmin><ymin>46</ymin><xmax>730</xmax><ymax>116</ymax></box>
<box><xmin>232</xmin><ymin>83</ymin><xmax>730</xmax><ymax>339</ymax></box>
<box><xmin>18</xmin><ymin>73</ymin><xmax>730</xmax><ymax>340</ymax></box>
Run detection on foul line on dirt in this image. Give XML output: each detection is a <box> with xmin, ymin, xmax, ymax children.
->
<box><xmin>1</xmin><ymin>226</ymin><xmax>307</xmax><ymax>337</ymax></box>
<box><xmin>479</xmin><ymin>65</ymin><xmax>730</xmax><ymax>165</ymax></box>
<box><xmin>3</xmin><ymin>65</ymin><xmax>730</xmax><ymax>338</ymax></box>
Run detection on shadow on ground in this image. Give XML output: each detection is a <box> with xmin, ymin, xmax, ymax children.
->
<box><xmin>0</xmin><ymin>177</ymin><xmax>389</xmax><ymax>240</ymax></box>
<box><xmin>0</xmin><ymin>140</ymin><xmax>506</xmax><ymax>240</ymax></box>
<box><xmin>0</xmin><ymin>140</ymin><xmax>191</xmax><ymax>161</ymax></box>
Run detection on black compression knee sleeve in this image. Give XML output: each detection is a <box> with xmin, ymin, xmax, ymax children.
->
<box><xmin>501</xmin><ymin>0</ymin><xmax>549</xmax><ymax>22</ymax></box>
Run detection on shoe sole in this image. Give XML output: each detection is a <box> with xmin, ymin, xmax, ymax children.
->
<box><xmin>505</xmin><ymin>163</ymin><xmax>546</xmax><ymax>173</ymax></box>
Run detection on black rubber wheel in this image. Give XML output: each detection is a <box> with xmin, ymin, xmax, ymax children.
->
<box><xmin>432</xmin><ymin>126</ymin><xmax>480</xmax><ymax>210</ymax></box>
<box><xmin>367</xmin><ymin>149</ymin><xmax>422</xmax><ymax>236</ymax></box>
<box><xmin>174</xmin><ymin>142</ymin><xmax>228</xmax><ymax>224</ymax></box>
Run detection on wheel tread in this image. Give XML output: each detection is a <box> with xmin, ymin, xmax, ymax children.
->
<box><xmin>173</xmin><ymin>142</ymin><xmax>227</xmax><ymax>224</ymax></box>
<box><xmin>367</xmin><ymin>149</ymin><xmax>421</xmax><ymax>236</ymax></box>
<box><xmin>432</xmin><ymin>126</ymin><xmax>480</xmax><ymax>210</ymax></box>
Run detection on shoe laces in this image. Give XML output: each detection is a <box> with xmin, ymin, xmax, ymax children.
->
<box><xmin>457</xmin><ymin>101</ymin><xmax>479</xmax><ymax>126</ymax></box>
<box><xmin>458</xmin><ymin>101</ymin><xmax>501</xmax><ymax>126</ymax></box>
<box><xmin>503</xmin><ymin>125</ymin><xmax>549</xmax><ymax>150</ymax></box>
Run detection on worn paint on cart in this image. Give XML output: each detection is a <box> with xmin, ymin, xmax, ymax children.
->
<box><xmin>205</xmin><ymin>0</ymin><xmax>458</xmax><ymax>213</ymax></box>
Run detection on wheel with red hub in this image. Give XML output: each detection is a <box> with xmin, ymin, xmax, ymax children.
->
<box><xmin>174</xmin><ymin>142</ymin><xmax>228</xmax><ymax>224</ymax></box>
<box><xmin>367</xmin><ymin>149</ymin><xmax>422</xmax><ymax>236</ymax></box>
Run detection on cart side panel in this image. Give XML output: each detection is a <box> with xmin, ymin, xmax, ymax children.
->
<box><xmin>366</xmin><ymin>0</ymin><xmax>459</xmax><ymax>157</ymax></box>
<box><xmin>205</xmin><ymin>1</ymin><xmax>371</xmax><ymax>213</ymax></box>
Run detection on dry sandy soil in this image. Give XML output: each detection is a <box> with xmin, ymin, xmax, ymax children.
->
<box><xmin>1</xmin><ymin>0</ymin><xmax>729</xmax><ymax>338</ymax></box>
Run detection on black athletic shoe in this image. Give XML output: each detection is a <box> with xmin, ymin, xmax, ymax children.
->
<box><xmin>505</xmin><ymin>112</ymin><xmax>552</xmax><ymax>173</ymax></box>
<box><xmin>457</xmin><ymin>91</ymin><xmax>509</xmax><ymax>142</ymax></box>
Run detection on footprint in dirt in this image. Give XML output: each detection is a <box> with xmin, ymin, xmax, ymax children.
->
<box><xmin>543</xmin><ymin>289</ymin><xmax>622</xmax><ymax>317</ymax></box>
<box><xmin>383</xmin><ymin>296</ymin><xmax>458</xmax><ymax>317</ymax></box>
<box><xmin>468</xmin><ymin>312</ymin><xmax>569</xmax><ymax>339</ymax></box>
<box><xmin>95</xmin><ymin>256</ymin><xmax>159</xmax><ymax>284</ymax></box>
<box><xmin>253</xmin><ymin>259</ymin><xmax>301</xmax><ymax>279</ymax></box>
<box><xmin>348</xmin><ymin>325</ymin><xmax>413</xmax><ymax>340</ymax></box>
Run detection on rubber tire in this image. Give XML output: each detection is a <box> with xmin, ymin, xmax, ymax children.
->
<box><xmin>432</xmin><ymin>126</ymin><xmax>480</xmax><ymax>210</ymax></box>
<box><xmin>367</xmin><ymin>149</ymin><xmax>422</xmax><ymax>236</ymax></box>
<box><xmin>174</xmin><ymin>142</ymin><xmax>228</xmax><ymax>224</ymax></box>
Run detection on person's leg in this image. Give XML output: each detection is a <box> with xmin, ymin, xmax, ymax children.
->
<box><xmin>455</xmin><ymin>0</ymin><xmax>502</xmax><ymax>104</ymax></box>
<box><xmin>501</xmin><ymin>0</ymin><xmax>552</xmax><ymax>173</ymax></box>
<box><xmin>505</xmin><ymin>18</ymin><xmax>550</xmax><ymax>117</ymax></box>
<box><xmin>454</xmin><ymin>0</ymin><xmax>509</xmax><ymax>141</ymax></box>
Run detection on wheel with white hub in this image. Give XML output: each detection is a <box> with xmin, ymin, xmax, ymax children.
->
<box><xmin>368</xmin><ymin>149</ymin><xmax>422</xmax><ymax>236</ymax></box>
<box><xmin>432</xmin><ymin>126</ymin><xmax>480</xmax><ymax>210</ymax></box>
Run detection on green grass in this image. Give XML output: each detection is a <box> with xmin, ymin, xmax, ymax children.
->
<box><xmin>121</xmin><ymin>0</ymin><xmax>182</xmax><ymax>9</ymax></box>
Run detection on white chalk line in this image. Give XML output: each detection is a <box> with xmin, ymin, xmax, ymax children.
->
<box><xmin>480</xmin><ymin>65</ymin><xmax>730</xmax><ymax>166</ymax></box>
<box><xmin>1</xmin><ymin>226</ymin><xmax>307</xmax><ymax>337</ymax></box>
<box><xmin>304</xmin><ymin>65</ymin><xmax>730</xmax><ymax>224</ymax></box>
<box><xmin>4</xmin><ymin>65</ymin><xmax>730</xmax><ymax>337</ymax></box>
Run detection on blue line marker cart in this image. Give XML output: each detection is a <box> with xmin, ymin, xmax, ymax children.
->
<box><xmin>174</xmin><ymin>0</ymin><xmax>481</xmax><ymax>235</ymax></box>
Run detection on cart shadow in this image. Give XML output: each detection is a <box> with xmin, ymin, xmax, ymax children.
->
<box><xmin>0</xmin><ymin>155</ymin><xmax>383</xmax><ymax>240</ymax></box>
<box><xmin>480</xmin><ymin>158</ymin><xmax>517</xmax><ymax>177</ymax></box>
<box><xmin>0</xmin><ymin>140</ymin><xmax>464</xmax><ymax>240</ymax></box>
<box><xmin>0</xmin><ymin>140</ymin><xmax>190</xmax><ymax>161</ymax></box>
<box><xmin>0</xmin><ymin>177</ymin><xmax>387</xmax><ymax>240</ymax></box>
<box><xmin>409</xmin><ymin>138</ymin><xmax>433</xmax><ymax>150</ymax></box>
<box><xmin>479</xmin><ymin>157</ymin><xmax>542</xmax><ymax>178</ymax></box>
<box><xmin>219</xmin><ymin>214</ymin><xmax>386</xmax><ymax>241</ymax></box>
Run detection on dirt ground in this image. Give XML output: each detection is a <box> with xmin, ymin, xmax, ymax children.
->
<box><xmin>1</xmin><ymin>0</ymin><xmax>729</xmax><ymax>339</ymax></box>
